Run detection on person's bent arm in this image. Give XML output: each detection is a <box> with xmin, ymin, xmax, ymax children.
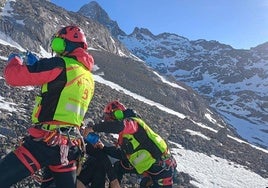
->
<box><xmin>92</xmin><ymin>121</ymin><xmax>124</xmax><ymax>134</ymax></box>
<box><xmin>4</xmin><ymin>57</ymin><xmax>63</xmax><ymax>86</ymax></box>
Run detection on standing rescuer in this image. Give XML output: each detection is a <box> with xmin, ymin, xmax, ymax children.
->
<box><xmin>0</xmin><ymin>25</ymin><xmax>94</xmax><ymax>188</ymax></box>
<box><xmin>87</xmin><ymin>100</ymin><xmax>177</xmax><ymax>188</ymax></box>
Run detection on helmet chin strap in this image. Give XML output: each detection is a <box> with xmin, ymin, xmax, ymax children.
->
<box><xmin>61</xmin><ymin>51</ymin><xmax>71</xmax><ymax>56</ymax></box>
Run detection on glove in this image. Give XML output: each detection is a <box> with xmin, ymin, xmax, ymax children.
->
<box><xmin>25</xmin><ymin>51</ymin><xmax>39</xmax><ymax>65</ymax></box>
<box><xmin>85</xmin><ymin>132</ymin><xmax>100</xmax><ymax>145</ymax></box>
<box><xmin>7</xmin><ymin>53</ymin><xmax>23</xmax><ymax>62</ymax></box>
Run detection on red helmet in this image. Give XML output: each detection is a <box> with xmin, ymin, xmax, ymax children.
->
<box><xmin>55</xmin><ymin>25</ymin><xmax>88</xmax><ymax>49</ymax></box>
<box><xmin>104</xmin><ymin>100</ymin><xmax>126</xmax><ymax>114</ymax></box>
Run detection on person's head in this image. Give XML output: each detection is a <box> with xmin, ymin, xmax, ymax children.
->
<box><xmin>103</xmin><ymin>100</ymin><xmax>127</xmax><ymax>121</ymax></box>
<box><xmin>50</xmin><ymin>25</ymin><xmax>88</xmax><ymax>55</ymax></box>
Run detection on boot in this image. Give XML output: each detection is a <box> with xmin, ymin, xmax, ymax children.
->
<box><xmin>109</xmin><ymin>179</ymin><xmax>121</xmax><ymax>188</ymax></box>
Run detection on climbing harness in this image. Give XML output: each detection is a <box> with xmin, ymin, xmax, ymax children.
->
<box><xmin>14</xmin><ymin>145</ymin><xmax>41</xmax><ymax>175</ymax></box>
<box><xmin>158</xmin><ymin>150</ymin><xmax>177</xmax><ymax>171</ymax></box>
<box><xmin>22</xmin><ymin>124</ymin><xmax>86</xmax><ymax>183</ymax></box>
<box><xmin>145</xmin><ymin>150</ymin><xmax>177</xmax><ymax>176</ymax></box>
<box><xmin>13</xmin><ymin>143</ymin><xmax>53</xmax><ymax>184</ymax></box>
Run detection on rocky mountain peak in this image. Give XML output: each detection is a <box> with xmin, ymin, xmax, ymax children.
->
<box><xmin>78</xmin><ymin>1</ymin><xmax>108</xmax><ymax>22</ymax></box>
<box><xmin>78</xmin><ymin>1</ymin><xmax>125</xmax><ymax>37</ymax></box>
<box><xmin>132</xmin><ymin>27</ymin><xmax>153</xmax><ymax>35</ymax></box>
<box><xmin>252</xmin><ymin>42</ymin><xmax>268</xmax><ymax>55</ymax></box>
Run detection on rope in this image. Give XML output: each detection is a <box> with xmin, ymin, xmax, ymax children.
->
<box><xmin>32</xmin><ymin>173</ymin><xmax>54</xmax><ymax>183</ymax></box>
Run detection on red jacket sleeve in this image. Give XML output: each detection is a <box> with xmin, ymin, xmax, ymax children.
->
<box><xmin>4</xmin><ymin>57</ymin><xmax>62</xmax><ymax>86</ymax></box>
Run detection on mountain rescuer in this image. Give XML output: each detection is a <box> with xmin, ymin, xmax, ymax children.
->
<box><xmin>85</xmin><ymin>100</ymin><xmax>177</xmax><ymax>188</ymax></box>
<box><xmin>0</xmin><ymin>25</ymin><xmax>94</xmax><ymax>188</ymax></box>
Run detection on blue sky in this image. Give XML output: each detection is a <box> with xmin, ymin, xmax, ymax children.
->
<box><xmin>50</xmin><ymin>0</ymin><xmax>268</xmax><ymax>49</ymax></box>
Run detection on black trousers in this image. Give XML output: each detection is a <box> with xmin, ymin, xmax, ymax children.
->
<box><xmin>77</xmin><ymin>143</ymin><xmax>117</xmax><ymax>188</ymax></box>
<box><xmin>0</xmin><ymin>136</ymin><xmax>80</xmax><ymax>188</ymax></box>
<box><xmin>77</xmin><ymin>156</ymin><xmax>106</xmax><ymax>187</ymax></box>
